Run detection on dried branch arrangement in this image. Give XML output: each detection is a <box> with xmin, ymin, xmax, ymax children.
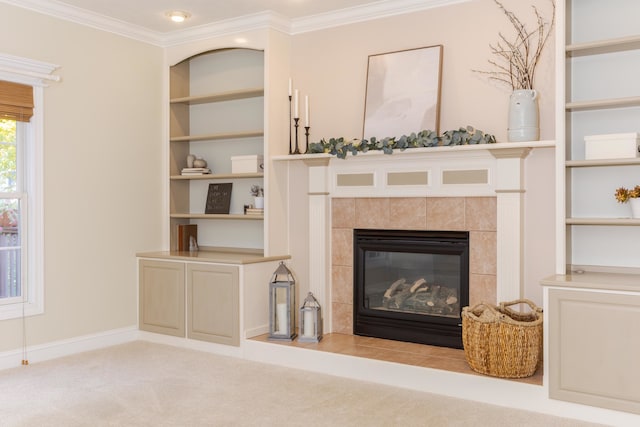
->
<box><xmin>475</xmin><ymin>0</ymin><xmax>555</xmax><ymax>90</ymax></box>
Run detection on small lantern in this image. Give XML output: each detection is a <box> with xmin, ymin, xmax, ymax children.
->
<box><xmin>268</xmin><ymin>262</ymin><xmax>297</xmax><ymax>341</ymax></box>
<box><xmin>299</xmin><ymin>292</ymin><xmax>322</xmax><ymax>343</ymax></box>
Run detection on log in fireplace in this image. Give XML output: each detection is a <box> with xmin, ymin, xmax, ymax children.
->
<box><xmin>353</xmin><ymin>229</ymin><xmax>469</xmax><ymax>349</ymax></box>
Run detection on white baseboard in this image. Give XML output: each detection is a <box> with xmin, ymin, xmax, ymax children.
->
<box><xmin>0</xmin><ymin>325</ymin><xmax>139</xmax><ymax>371</ymax></box>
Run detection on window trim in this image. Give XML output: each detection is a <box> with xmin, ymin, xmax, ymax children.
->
<box><xmin>0</xmin><ymin>53</ymin><xmax>58</xmax><ymax>320</ymax></box>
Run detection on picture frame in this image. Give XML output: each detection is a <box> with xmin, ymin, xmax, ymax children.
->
<box><xmin>363</xmin><ymin>45</ymin><xmax>443</xmax><ymax>140</ymax></box>
<box><xmin>205</xmin><ymin>183</ymin><xmax>233</xmax><ymax>214</ymax></box>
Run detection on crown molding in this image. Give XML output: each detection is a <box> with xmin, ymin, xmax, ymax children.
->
<box><xmin>1</xmin><ymin>0</ymin><xmax>469</xmax><ymax>47</ymax></box>
<box><xmin>0</xmin><ymin>0</ymin><xmax>163</xmax><ymax>45</ymax></box>
<box><xmin>291</xmin><ymin>0</ymin><xmax>471</xmax><ymax>35</ymax></box>
<box><xmin>157</xmin><ymin>11</ymin><xmax>291</xmax><ymax>48</ymax></box>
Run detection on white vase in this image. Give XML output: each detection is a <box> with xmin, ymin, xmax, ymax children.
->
<box><xmin>508</xmin><ymin>89</ymin><xmax>539</xmax><ymax>142</ymax></box>
<box><xmin>630</xmin><ymin>198</ymin><xmax>640</xmax><ymax>218</ymax></box>
<box><xmin>254</xmin><ymin>196</ymin><xmax>264</xmax><ymax>209</ymax></box>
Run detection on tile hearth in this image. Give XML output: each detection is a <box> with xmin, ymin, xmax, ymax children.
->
<box><xmin>252</xmin><ymin>333</ymin><xmax>542</xmax><ymax>386</ymax></box>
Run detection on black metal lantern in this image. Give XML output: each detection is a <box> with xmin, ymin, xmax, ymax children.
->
<box><xmin>268</xmin><ymin>262</ymin><xmax>296</xmax><ymax>341</ymax></box>
<box><xmin>299</xmin><ymin>292</ymin><xmax>322</xmax><ymax>343</ymax></box>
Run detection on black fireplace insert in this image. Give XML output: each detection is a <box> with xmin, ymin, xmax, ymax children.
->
<box><xmin>353</xmin><ymin>229</ymin><xmax>469</xmax><ymax>349</ymax></box>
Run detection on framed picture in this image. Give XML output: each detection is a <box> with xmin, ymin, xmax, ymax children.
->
<box><xmin>363</xmin><ymin>45</ymin><xmax>443</xmax><ymax>140</ymax></box>
<box><xmin>205</xmin><ymin>183</ymin><xmax>233</xmax><ymax>214</ymax></box>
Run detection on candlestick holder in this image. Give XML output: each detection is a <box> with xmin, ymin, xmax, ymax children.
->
<box><xmin>288</xmin><ymin>95</ymin><xmax>292</xmax><ymax>154</ymax></box>
<box><xmin>293</xmin><ymin>118</ymin><xmax>301</xmax><ymax>154</ymax></box>
<box><xmin>304</xmin><ymin>126</ymin><xmax>310</xmax><ymax>154</ymax></box>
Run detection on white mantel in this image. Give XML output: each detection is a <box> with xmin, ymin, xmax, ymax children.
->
<box><xmin>274</xmin><ymin>140</ymin><xmax>555</xmax><ymax>331</ymax></box>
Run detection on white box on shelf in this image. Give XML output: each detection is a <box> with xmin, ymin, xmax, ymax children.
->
<box><xmin>584</xmin><ymin>133</ymin><xmax>640</xmax><ymax>160</ymax></box>
<box><xmin>231</xmin><ymin>155</ymin><xmax>264</xmax><ymax>174</ymax></box>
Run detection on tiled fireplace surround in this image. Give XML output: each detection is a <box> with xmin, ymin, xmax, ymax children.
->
<box><xmin>330</xmin><ymin>196</ymin><xmax>496</xmax><ymax>334</ymax></box>
<box><xmin>293</xmin><ymin>143</ymin><xmax>551</xmax><ymax>337</ymax></box>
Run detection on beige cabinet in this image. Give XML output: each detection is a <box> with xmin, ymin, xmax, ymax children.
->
<box><xmin>138</xmin><ymin>252</ymin><xmax>288</xmax><ymax>346</ymax></box>
<box><xmin>139</xmin><ymin>259</ymin><xmax>185</xmax><ymax>337</ymax></box>
<box><xmin>544</xmin><ymin>273</ymin><xmax>640</xmax><ymax>414</ymax></box>
<box><xmin>139</xmin><ymin>259</ymin><xmax>240</xmax><ymax>346</ymax></box>
<box><xmin>187</xmin><ymin>263</ymin><xmax>239</xmax><ymax>346</ymax></box>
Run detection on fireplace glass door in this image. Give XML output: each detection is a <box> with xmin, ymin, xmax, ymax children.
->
<box><xmin>354</xmin><ymin>229</ymin><xmax>469</xmax><ymax>348</ymax></box>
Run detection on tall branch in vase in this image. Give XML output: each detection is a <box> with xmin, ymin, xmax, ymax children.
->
<box><xmin>474</xmin><ymin>0</ymin><xmax>555</xmax><ymax>90</ymax></box>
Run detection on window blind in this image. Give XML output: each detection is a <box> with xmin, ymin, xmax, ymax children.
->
<box><xmin>0</xmin><ymin>80</ymin><xmax>33</xmax><ymax>122</ymax></box>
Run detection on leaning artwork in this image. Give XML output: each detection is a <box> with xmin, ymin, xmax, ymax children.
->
<box><xmin>363</xmin><ymin>45</ymin><xmax>443</xmax><ymax>139</ymax></box>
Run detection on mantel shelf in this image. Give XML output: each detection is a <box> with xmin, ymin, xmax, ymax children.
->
<box><xmin>273</xmin><ymin>140</ymin><xmax>555</xmax><ymax>162</ymax></box>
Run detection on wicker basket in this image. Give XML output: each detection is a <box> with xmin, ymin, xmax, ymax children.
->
<box><xmin>462</xmin><ymin>299</ymin><xmax>543</xmax><ymax>378</ymax></box>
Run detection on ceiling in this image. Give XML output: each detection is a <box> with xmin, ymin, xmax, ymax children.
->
<box><xmin>52</xmin><ymin>0</ymin><xmax>387</xmax><ymax>33</ymax></box>
<box><xmin>4</xmin><ymin>0</ymin><xmax>463</xmax><ymax>45</ymax></box>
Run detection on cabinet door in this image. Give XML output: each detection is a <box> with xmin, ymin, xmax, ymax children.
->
<box><xmin>139</xmin><ymin>259</ymin><xmax>185</xmax><ymax>337</ymax></box>
<box><xmin>187</xmin><ymin>263</ymin><xmax>240</xmax><ymax>346</ymax></box>
<box><xmin>549</xmin><ymin>288</ymin><xmax>640</xmax><ymax>414</ymax></box>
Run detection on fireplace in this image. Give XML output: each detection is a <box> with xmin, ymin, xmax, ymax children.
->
<box><xmin>353</xmin><ymin>229</ymin><xmax>470</xmax><ymax>349</ymax></box>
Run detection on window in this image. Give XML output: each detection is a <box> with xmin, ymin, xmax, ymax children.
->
<box><xmin>0</xmin><ymin>119</ymin><xmax>22</xmax><ymax>304</ymax></box>
<box><xmin>0</xmin><ymin>53</ymin><xmax>58</xmax><ymax>320</ymax></box>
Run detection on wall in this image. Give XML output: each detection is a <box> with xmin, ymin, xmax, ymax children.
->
<box><xmin>0</xmin><ymin>4</ymin><xmax>163</xmax><ymax>352</ymax></box>
<box><xmin>288</xmin><ymin>0</ymin><xmax>557</xmax><ymax>304</ymax></box>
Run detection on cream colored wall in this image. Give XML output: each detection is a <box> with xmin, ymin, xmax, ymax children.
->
<box><xmin>289</xmin><ymin>0</ymin><xmax>556</xmax><ymax>304</ymax></box>
<box><xmin>0</xmin><ymin>4</ymin><xmax>163</xmax><ymax>351</ymax></box>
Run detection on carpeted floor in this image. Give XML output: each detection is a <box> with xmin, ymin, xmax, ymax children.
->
<box><xmin>0</xmin><ymin>341</ymin><xmax>604</xmax><ymax>427</ymax></box>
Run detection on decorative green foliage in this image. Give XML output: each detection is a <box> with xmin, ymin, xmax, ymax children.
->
<box><xmin>307</xmin><ymin>127</ymin><xmax>496</xmax><ymax>159</ymax></box>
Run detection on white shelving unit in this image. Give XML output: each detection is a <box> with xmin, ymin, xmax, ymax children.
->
<box><xmin>169</xmin><ymin>49</ymin><xmax>266</xmax><ymax>250</ymax></box>
<box><xmin>545</xmin><ymin>1</ymin><xmax>640</xmax><ymax>415</ymax></box>
<box><xmin>560</xmin><ymin>0</ymin><xmax>640</xmax><ymax>269</ymax></box>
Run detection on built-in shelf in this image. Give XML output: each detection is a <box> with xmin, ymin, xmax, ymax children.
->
<box><xmin>565</xmin><ymin>218</ymin><xmax>640</xmax><ymax>226</ymax></box>
<box><xmin>171</xmin><ymin>173</ymin><xmax>264</xmax><ymax>180</ymax></box>
<box><xmin>565</xmin><ymin>96</ymin><xmax>640</xmax><ymax>111</ymax></box>
<box><xmin>566</xmin><ymin>158</ymin><xmax>640</xmax><ymax>168</ymax></box>
<box><xmin>170</xmin><ymin>213</ymin><xmax>263</xmax><ymax>220</ymax></box>
<box><xmin>170</xmin><ymin>88</ymin><xmax>264</xmax><ymax>105</ymax></box>
<box><xmin>566</xmin><ymin>34</ymin><xmax>640</xmax><ymax>57</ymax></box>
<box><xmin>170</xmin><ymin>130</ymin><xmax>264</xmax><ymax>143</ymax></box>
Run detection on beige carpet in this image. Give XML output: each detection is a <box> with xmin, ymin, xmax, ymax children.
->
<box><xmin>0</xmin><ymin>341</ymin><xmax>603</xmax><ymax>427</ymax></box>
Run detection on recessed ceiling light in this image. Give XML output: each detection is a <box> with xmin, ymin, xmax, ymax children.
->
<box><xmin>167</xmin><ymin>11</ymin><xmax>190</xmax><ymax>23</ymax></box>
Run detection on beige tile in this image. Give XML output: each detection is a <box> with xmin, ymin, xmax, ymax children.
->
<box><xmin>469</xmin><ymin>273</ymin><xmax>497</xmax><ymax>306</ymax></box>
<box><xmin>469</xmin><ymin>231</ymin><xmax>496</xmax><ymax>275</ymax></box>
<box><xmin>388</xmin><ymin>197</ymin><xmax>427</xmax><ymax>229</ymax></box>
<box><xmin>355</xmin><ymin>198</ymin><xmax>390</xmax><ymax>229</ymax></box>
<box><xmin>465</xmin><ymin>197</ymin><xmax>497</xmax><ymax>231</ymax></box>
<box><xmin>331</xmin><ymin>198</ymin><xmax>356</xmax><ymax>229</ymax></box>
<box><xmin>331</xmin><ymin>265</ymin><xmax>353</xmax><ymax>304</ymax></box>
<box><xmin>331</xmin><ymin>302</ymin><xmax>353</xmax><ymax>334</ymax></box>
<box><xmin>427</xmin><ymin>197</ymin><xmax>465</xmax><ymax>230</ymax></box>
<box><xmin>332</xmin><ymin>228</ymin><xmax>353</xmax><ymax>267</ymax></box>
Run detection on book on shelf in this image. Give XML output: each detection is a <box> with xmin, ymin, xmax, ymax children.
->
<box><xmin>176</xmin><ymin>224</ymin><xmax>197</xmax><ymax>251</ymax></box>
<box><xmin>245</xmin><ymin>208</ymin><xmax>264</xmax><ymax>215</ymax></box>
<box><xmin>181</xmin><ymin>168</ymin><xmax>211</xmax><ymax>175</ymax></box>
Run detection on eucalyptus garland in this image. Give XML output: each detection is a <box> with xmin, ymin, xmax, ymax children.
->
<box><xmin>308</xmin><ymin>126</ymin><xmax>496</xmax><ymax>159</ymax></box>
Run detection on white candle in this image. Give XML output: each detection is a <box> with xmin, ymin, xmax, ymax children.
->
<box><xmin>276</xmin><ymin>303</ymin><xmax>287</xmax><ymax>334</ymax></box>
<box><xmin>303</xmin><ymin>310</ymin><xmax>314</xmax><ymax>337</ymax></box>
<box><xmin>305</xmin><ymin>95</ymin><xmax>309</xmax><ymax>127</ymax></box>
<box><xmin>294</xmin><ymin>89</ymin><xmax>299</xmax><ymax>118</ymax></box>
<box><xmin>288</xmin><ymin>78</ymin><xmax>292</xmax><ymax>97</ymax></box>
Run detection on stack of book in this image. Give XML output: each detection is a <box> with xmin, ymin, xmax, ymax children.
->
<box><xmin>245</xmin><ymin>208</ymin><xmax>264</xmax><ymax>216</ymax></box>
<box><xmin>181</xmin><ymin>168</ymin><xmax>211</xmax><ymax>175</ymax></box>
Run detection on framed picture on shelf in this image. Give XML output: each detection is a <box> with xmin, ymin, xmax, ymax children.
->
<box><xmin>205</xmin><ymin>183</ymin><xmax>233</xmax><ymax>214</ymax></box>
<box><xmin>363</xmin><ymin>45</ymin><xmax>443</xmax><ymax>140</ymax></box>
